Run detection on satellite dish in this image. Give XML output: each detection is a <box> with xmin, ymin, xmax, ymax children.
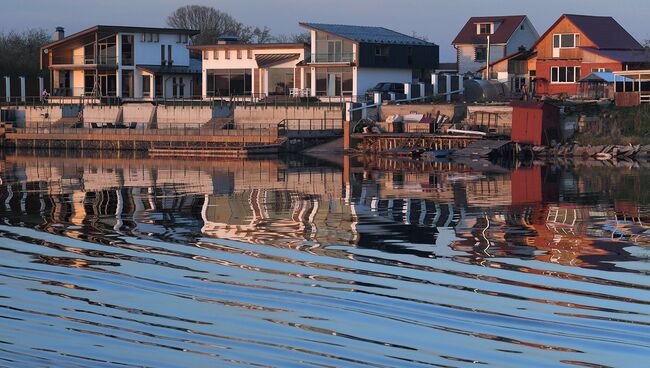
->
<box><xmin>44</xmin><ymin>49</ymin><xmax>49</xmax><ymax>54</ymax></box>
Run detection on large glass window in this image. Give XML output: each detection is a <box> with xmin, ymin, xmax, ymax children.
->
<box><xmin>121</xmin><ymin>70</ymin><xmax>134</xmax><ymax>98</ymax></box>
<box><xmin>121</xmin><ymin>35</ymin><xmax>133</xmax><ymax>66</ymax></box>
<box><xmin>268</xmin><ymin>68</ymin><xmax>294</xmax><ymax>95</ymax></box>
<box><xmin>314</xmin><ymin>67</ymin><xmax>353</xmax><ymax>96</ymax></box>
<box><xmin>314</xmin><ymin>32</ymin><xmax>355</xmax><ymax>63</ymax></box>
<box><xmin>142</xmin><ymin>75</ymin><xmax>151</xmax><ymax>97</ymax></box>
<box><xmin>206</xmin><ymin>69</ymin><xmax>252</xmax><ymax>96</ymax></box>
<box><xmin>550</xmin><ymin>66</ymin><xmax>581</xmax><ymax>83</ymax></box>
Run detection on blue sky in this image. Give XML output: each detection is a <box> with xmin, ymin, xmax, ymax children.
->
<box><xmin>2</xmin><ymin>0</ymin><xmax>649</xmax><ymax>61</ymax></box>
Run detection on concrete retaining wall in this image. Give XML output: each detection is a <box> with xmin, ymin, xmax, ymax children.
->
<box><xmin>10</xmin><ymin>106</ymin><xmax>83</xmax><ymax>127</ymax></box>
<box><xmin>156</xmin><ymin>106</ymin><xmax>232</xmax><ymax>129</ymax></box>
<box><xmin>83</xmin><ymin>106</ymin><xmax>120</xmax><ymax>124</ymax></box>
<box><xmin>234</xmin><ymin>106</ymin><xmax>344</xmax><ymax>126</ymax></box>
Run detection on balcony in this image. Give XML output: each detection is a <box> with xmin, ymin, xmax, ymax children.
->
<box><xmin>310</xmin><ymin>53</ymin><xmax>355</xmax><ymax>64</ymax></box>
<box><xmin>51</xmin><ymin>55</ymin><xmax>118</xmax><ymax>67</ymax></box>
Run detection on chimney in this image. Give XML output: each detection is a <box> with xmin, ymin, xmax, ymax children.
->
<box><xmin>55</xmin><ymin>27</ymin><xmax>65</xmax><ymax>41</ymax></box>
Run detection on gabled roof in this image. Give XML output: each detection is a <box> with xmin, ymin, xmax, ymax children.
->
<box><xmin>299</xmin><ymin>22</ymin><xmax>435</xmax><ymax>46</ymax></box>
<box><xmin>42</xmin><ymin>25</ymin><xmax>199</xmax><ymax>49</ymax></box>
<box><xmin>452</xmin><ymin>15</ymin><xmax>528</xmax><ymax>45</ymax></box>
<box><xmin>533</xmin><ymin>14</ymin><xmax>643</xmax><ymax>50</ymax></box>
<box><xmin>582</xmin><ymin>48</ymin><xmax>650</xmax><ymax>63</ymax></box>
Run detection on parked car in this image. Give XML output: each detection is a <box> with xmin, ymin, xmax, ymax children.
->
<box><xmin>366</xmin><ymin>82</ymin><xmax>405</xmax><ymax>101</ymax></box>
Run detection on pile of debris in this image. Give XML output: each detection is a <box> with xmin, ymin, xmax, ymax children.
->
<box><xmin>533</xmin><ymin>144</ymin><xmax>650</xmax><ymax>160</ymax></box>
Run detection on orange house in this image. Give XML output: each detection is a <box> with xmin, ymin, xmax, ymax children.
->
<box><xmin>532</xmin><ymin>14</ymin><xmax>650</xmax><ymax>96</ymax></box>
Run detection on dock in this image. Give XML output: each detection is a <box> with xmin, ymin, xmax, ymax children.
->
<box><xmin>350</xmin><ymin>133</ymin><xmax>483</xmax><ymax>154</ymax></box>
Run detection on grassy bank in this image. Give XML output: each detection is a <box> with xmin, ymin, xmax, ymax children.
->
<box><xmin>573</xmin><ymin>104</ymin><xmax>650</xmax><ymax>145</ymax></box>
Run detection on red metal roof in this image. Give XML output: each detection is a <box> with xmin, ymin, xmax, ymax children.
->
<box><xmin>452</xmin><ymin>15</ymin><xmax>527</xmax><ymax>45</ymax></box>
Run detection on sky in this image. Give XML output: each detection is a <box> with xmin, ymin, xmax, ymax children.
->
<box><xmin>2</xmin><ymin>0</ymin><xmax>649</xmax><ymax>61</ymax></box>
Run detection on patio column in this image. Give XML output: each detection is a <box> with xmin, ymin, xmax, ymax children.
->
<box><xmin>4</xmin><ymin>76</ymin><xmax>10</xmax><ymax>103</ymax></box>
<box><xmin>38</xmin><ymin>77</ymin><xmax>44</xmax><ymax>101</ymax></box>
<box><xmin>432</xmin><ymin>73</ymin><xmax>439</xmax><ymax>96</ymax></box>
<box><xmin>404</xmin><ymin>83</ymin><xmax>411</xmax><ymax>100</ymax></box>
<box><xmin>445</xmin><ymin>75</ymin><xmax>452</xmax><ymax>102</ymax></box>
<box><xmin>19</xmin><ymin>76</ymin><xmax>25</xmax><ymax>103</ymax></box>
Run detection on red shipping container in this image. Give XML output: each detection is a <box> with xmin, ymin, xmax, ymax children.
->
<box><xmin>511</xmin><ymin>101</ymin><xmax>560</xmax><ymax>146</ymax></box>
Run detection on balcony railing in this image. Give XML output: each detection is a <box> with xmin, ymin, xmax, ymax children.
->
<box><xmin>51</xmin><ymin>55</ymin><xmax>118</xmax><ymax>66</ymax></box>
<box><xmin>310</xmin><ymin>53</ymin><xmax>355</xmax><ymax>64</ymax></box>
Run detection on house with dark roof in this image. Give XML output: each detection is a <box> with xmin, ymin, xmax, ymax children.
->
<box><xmin>40</xmin><ymin>25</ymin><xmax>200</xmax><ymax>99</ymax></box>
<box><xmin>452</xmin><ymin>15</ymin><xmax>539</xmax><ymax>77</ymax></box>
<box><xmin>299</xmin><ymin>22</ymin><xmax>439</xmax><ymax>98</ymax></box>
<box><xmin>532</xmin><ymin>14</ymin><xmax>650</xmax><ymax>96</ymax></box>
<box><xmin>188</xmin><ymin>39</ymin><xmax>309</xmax><ymax>98</ymax></box>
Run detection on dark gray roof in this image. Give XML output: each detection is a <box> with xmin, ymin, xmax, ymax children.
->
<box><xmin>300</xmin><ymin>22</ymin><xmax>435</xmax><ymax>46</ymax></box>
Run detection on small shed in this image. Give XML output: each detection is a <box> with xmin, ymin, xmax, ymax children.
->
<box><xmin>510</xmin><ymin>101</ymin><xmax>560</xmax><ymax>146</ymax></box>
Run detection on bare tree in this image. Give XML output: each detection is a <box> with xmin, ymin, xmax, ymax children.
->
<box><xmin>0</xmin><ymin>28</ymin><xmax>51</xmax><ymax>96</ymax></box>
<box><xmin>273</xmin><ymin>31</ymin><xmax>310</xmax><ymax>44</ymax></box>
<box><xmin>167</xmin><ymin>5</ymin><xmax>272</xmax><ymax>44</ymax></box>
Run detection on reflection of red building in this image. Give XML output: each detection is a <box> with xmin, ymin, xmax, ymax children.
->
<box><xmin>511</xmin><ymin>166</ymin><xmax>559</xmax><ymax>206</ymax></box>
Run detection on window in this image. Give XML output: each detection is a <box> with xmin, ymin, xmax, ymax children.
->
<box><xmin>153</xmin><ymin>33</ymin><xmax>159</xmax><ymax>42</ymax></box>
<box><xmin>478</xmin><ymin>23</ymin><xmax>492</xmax><ymax>35</ymax></box>
<box><xmin>203</xmin><ymin>50</ymin><xmax>209</xmax><ymax>60</ymax></box>
<box><xmin>553</xmin><ymin>33</ymin><xmax>579</xmax><ymax>49</ymax></box>
<box><xmin>474</xmin><ymin>46</ymin><xmax>487</xmax><ymax>62</ymax></box>
<box><xmin>237</xmin><ymin>49</ymin><xmax>242</xmax><ymax>59</ymax></box>
<box><xmin>161</xmin><ymin>45</ymin><xmax>166</xmax><ymax>64</ymax></box>
<box><xmin>213</xmin><ymin>50</ymin><xmax>219</xmax><ymax>60</ymax></box>
<box><xmin>121</xmin><ymin>35</ymin><xmax>133</xmax><ymax>66</ymax></box>
<box><xmin>592</xmin><ymin>67</ymin><xmax>612</xmax><ymax>72</ymax></box>
<box><xmin>375</xmin><ymin>46</ymin><xmax>389</xmax><ymax>57</ymax></box>
<box><xmin>247</xmin><ymin>49</ymin><xmax>253</xmax><ymax>59</ymax></box>
<box><xmin>551</xmin><ymin>66</ymin><xmax>581</xmax><ymax>83</ymax></box>
<box><xmin>205</xmin><ymin>69</ymin><xmax>252</xmax><ymax>96</ymax></box>
<box><xmin>141</xmin><ymin>33</ymin><xmax>146</xmax><ymax>42</ymax></box>
<box><xmin>225</xmin><ymin>50</ymin><xmax>230</xmax><ymax>59</ymax></box>
<box><xmin>177</xmin><ymin>34</ymin><xmax>188</xmax><ymax>44</ymax></box>
<box><xmin>142</xmin><ymin>75</ymin><xmax>151</xmax><ymax>97</ymax></box>
<box><xmin>520</xmin><ymin>24</ymin><xmax>525</xmax><ymax>30</ymax></box>
<box><xmin>167</xmin><ymin>45</ymin><xmax>172</xmax><ymax>65</ymax></box>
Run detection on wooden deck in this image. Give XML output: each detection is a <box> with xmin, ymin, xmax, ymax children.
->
<box><xmin>351</xmin><ymin>133</ymin><xmax>483</xmax><ymax>153</ymax></box>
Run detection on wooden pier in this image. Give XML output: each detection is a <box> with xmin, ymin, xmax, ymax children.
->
<box><xmin>351</xmin><ymin>133</ymin><xmax>482</xmax><ymax>154</ymax></box>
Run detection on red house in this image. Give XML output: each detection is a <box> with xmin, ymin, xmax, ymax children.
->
<box><xmin>532</xmin><ymin>14</ymin><xmax>650</xmax><ymax>96</ymax></box>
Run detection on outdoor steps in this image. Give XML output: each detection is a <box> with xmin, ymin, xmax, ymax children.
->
<box><xmin>203</xmin><ymin>117</ymin><xmax>234</xmax><ymax>129</ymax></box>
<box><xmin>53</xmin><ymin>116</ymin><xmax>81</xmax><ymax>128</ymax></box>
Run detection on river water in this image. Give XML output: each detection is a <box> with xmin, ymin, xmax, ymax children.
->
<box><xmin>0</xmin><ymin>152</ymin><xmax>648</xmax><ymax>367</ymax></box>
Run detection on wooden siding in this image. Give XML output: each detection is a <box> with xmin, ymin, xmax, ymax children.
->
<box><xmin>536</xmin><ymin>17</ymin><xmax>596</xmax><ymax>60</ymax></box>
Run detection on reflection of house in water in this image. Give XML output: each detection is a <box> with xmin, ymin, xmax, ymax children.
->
<box><xmin>1</xmin><ymin>154</ymin><xmax>648</xmax><ymax>271</ymax></box>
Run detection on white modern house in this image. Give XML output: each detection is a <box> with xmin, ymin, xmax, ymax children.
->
<box><xmin>189</xmin><ymin>38</ymin><xmax>310</xmax><ymax>98</ymax></box>
<box><xmin>299</xmin><ymin>22</ymin><xmax>439</xmax><ymax>98</ymax></box>
<box><xmin>452</xmin><ymin>16</ymin><xmax>539</xmax><ymax>77</ymax></box>
<box><xmin>40</xmin><ymin>25</ymin><xmax>200</xmax><ymax>99</ymax></box>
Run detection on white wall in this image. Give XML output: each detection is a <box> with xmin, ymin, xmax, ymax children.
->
<box><xmin>132</xmin><ymin>33</ymin><xmax>190</xmax><ymax>66</ymax></box>
<box><xmin>355</xmin><ymin>68</ymin><xmax>413</xmax><ymax>95</ymax></box>
<box><xmin>457</xmin><ymin>44</ymin><xmax>506</xmax><ymax>76</ymax></box>
<box><xmin>505</xmin><ymin>18</ymin><xmax>539</xmax><ymax>55</ymax></box>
